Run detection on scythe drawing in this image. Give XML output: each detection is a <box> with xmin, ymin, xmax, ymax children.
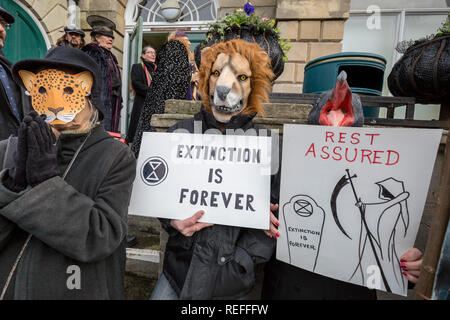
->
<box><xmin>331</xmin><ymin>169</ymin><xmax>393</xmax><ymax>292</ymax></box>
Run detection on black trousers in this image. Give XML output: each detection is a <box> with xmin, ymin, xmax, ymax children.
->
<box><xmin>126</xmin><ymin>95</ymin><xmax>145</xmax><ymax>144</ymax></box>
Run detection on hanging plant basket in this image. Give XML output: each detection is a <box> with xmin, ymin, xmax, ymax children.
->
<box><xmin>388</xmin><ymin>35</ymin><xmax>450</xmax><ymax>104</ymax></box>
<box><xmin>195</xmin><ymin>24</ymin><xmax>286</xmax><ymax>81</ymax></box>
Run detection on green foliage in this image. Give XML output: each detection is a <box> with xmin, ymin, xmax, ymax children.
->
<box><xmin>435</xmin><ymin>13</ymin><xmax>450</xmax><ymax>38</ymax></box>
<box><xmin>203</xmin><ymin>9</ymin><xmax>291</xmax><ymax>61</ymax></box>
<box><xmin>396</xmin><ymin>13</ymin><xmax>450</xmax><ymax>53</ymax></box>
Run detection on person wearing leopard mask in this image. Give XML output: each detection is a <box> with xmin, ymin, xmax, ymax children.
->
<box><xmin>0</xmin><ymin>46</ymin><xmax>136</xmax><ymax>300</ymax></box>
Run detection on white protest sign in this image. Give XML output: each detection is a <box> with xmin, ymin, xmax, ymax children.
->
<box><xmin>277</xmin><ymin>124</ymin><xmax>442</xmax><ymax>296</ymax></box>
<box><xmin>129</xmin><ymin>132</ymin><xmax>272</xmax><ymax>229</ymax></box>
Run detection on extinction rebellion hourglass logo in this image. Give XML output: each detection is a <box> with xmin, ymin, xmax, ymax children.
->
<box><xmin>141</xmin><ymin>157</ymin><xmax>169</xmax><ymax>186</ymax></box>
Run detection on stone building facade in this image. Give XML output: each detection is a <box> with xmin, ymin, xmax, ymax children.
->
<box><xmin>12</xmin><ymin>0</ymin><xmax>349</xmax><ymax>95</ymax></box>
<box><xmin>14</xmin><ymin>0</ymin><xmax>127</xmax><ymax>72</ymax></box>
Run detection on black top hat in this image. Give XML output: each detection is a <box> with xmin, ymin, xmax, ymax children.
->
<box><xmin>64</xmin><ymin>26</ymin><xmax>85</xmax><ymax>37</ymax></box>
<box><xmin>0</xmin><ymin>6</ymin><xmax>14</xmax><ymax>24</ymax></box>
<box><xmin>87</xmin><ymin>15</ymin><xmax>115</xmax><ymax>39</ymax></box>
<box><xmin>12</xmin><ymin>46</ymin><xmax>105</xmax><ymax>119</ymax></box>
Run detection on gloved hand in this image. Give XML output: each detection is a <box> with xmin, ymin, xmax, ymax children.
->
<box><xmin>3</xmin><ymin>122</ymin><xmax>28</xmax><ymax>192</ymax></box>
<box><xmin>25</xmin><ymin>111</ymin><xmax>59</xmax><ymax>187</ymax></box>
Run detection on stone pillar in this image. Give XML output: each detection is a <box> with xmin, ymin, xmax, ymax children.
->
<box><xmin>273</xmin><ymin>0</ymin><xmax>350</xmax><ymax>94</ymax></box>
<box><xmin>79</xmin><ymin>0</ymin><xmax>128</xmax><ymax>67</ymax></box>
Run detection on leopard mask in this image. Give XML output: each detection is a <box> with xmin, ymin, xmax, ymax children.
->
<box><xmin>18</xmin><ymin>69</ymin><xmax>93</xmax><ymax>125</ymax></box>
<box><xmin>198</xmin><ymin>39</ymin><xmax>274</xmax><ymax>123</ymax></box>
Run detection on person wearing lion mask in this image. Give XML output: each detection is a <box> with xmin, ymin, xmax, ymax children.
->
<box><xmin>0</xmin><ymin>46</ymin><xmax>136</xmax><ymax>299</ymax></box>
<box><xmin>149</xmin><ymin>39</ymin><xmax>280</xmax><ymax>300</ymax></box>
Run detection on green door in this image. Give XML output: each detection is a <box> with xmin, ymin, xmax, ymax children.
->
<box><xmin>0</xmin><ymin>0</ymin><xmax>47</xmax><ymax>63</ymax></box>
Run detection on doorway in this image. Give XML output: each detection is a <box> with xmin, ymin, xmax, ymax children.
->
<box><xmin>142</xmin><ymin>31</ymin><xmax>205</xmax><ymax>52</ymax></box>
<box><xmin>122</xmin><ymin>0</ymin><xmax>218</xmax><ymax>134</ymax></box>
<box><xmin>124</xmin><ymin>29</ymin><xmax>206</xmax><ymax>135</ymax></box>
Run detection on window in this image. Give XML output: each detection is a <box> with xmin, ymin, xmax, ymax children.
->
<box><xmin>136</xmin><ymin>0</ymin><xmax>218</xmax><ymax>23</ymax></box>
<box><xmin>343</xmin><ymin>6</ymin><xmax>447</xmax><ymax>120</ymax></box>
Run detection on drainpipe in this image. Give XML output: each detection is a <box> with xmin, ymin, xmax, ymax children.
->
<box><xmin>67</xmin><ymin>0</ymin><xmax>80</xmax><ymax>28</ymax></box>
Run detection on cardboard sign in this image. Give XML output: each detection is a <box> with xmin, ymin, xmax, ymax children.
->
<box><xmin>129</xmin><ymin>132</ymin><xmax>272</xmax><ymax>230</ymax></box>
<box><xmin>277</xmin><ymin>124</ymin><xmax>442</xmax><ymax>296</ymax></box>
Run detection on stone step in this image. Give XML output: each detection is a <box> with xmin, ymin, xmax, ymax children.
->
<box><xmin>126</xmin><ymin>248</ymin><xmax>160</xmax><ymax>279</ymax></box>
<box><xmin>164</xmin><ymin>99</ymin><xmax>313</xmax><ymax>118</ymax></box>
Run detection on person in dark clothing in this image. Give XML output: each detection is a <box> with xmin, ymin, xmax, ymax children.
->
<box><xmin>56</xmin><ymin>26</ymin><xmax>86</xmax><ymax>49</ymax></box>
<box><xmin>126</xmin><ymin>45</ymin><xmax>156</xmax><ymax>144</ymax></box>
<box><xmin>167</xmin><ymin>30</ymin><xmax>199</xmax><ymax>101</ymax></box>
<box><xmin>0</xmin><ymin>6</ymin><xmax>31</xmax><ymax>141</ymax></box>
<box><xmin>149</xmin><ymin>40</ymin><xmax>278</xmax><ymax>300</ymax></box>
<box><xmin>0</xmin><ymin>46</ymin><xmax>136</xmax><ymax>300</ymax></box>
<box><xmin>82</xmin><ymin>15</ymin><xmax>122</xmax><ymax>133</ymax></box>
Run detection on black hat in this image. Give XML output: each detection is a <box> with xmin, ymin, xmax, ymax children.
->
<box><xmin>87</xmin><ymin>15</ymin><xmax>115</xmax><ymax>39</ymax></box>
<box><xmin>12</xmin><ymin>46</ymin><xmax>105</xmax><ymax>119</ymax></box>
<box><xmin>0</xmin><ymin>6</ymin><xmax>14</xmax><ymax>24</ymax></box>
<box><xmin>64</xmin><ymin>26</ymin><xmax>85</xmax><ymax>37</ymax></box>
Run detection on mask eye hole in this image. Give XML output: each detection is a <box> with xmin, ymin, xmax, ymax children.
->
<box><xmin>212</xmin><ymin>70</ymin><xmax>220</xmax><ymax>77</ymax></box>
<box><xmin>38</xmin><ymin>86</ymin><xmax>47</xmax><ymax>94</ymax></box>
<box><xmin>238</xmin><ymin>74</ymin><xmax>248</xmax><ymax>81</ymax></box>
<box><xmin>63</xmin><ymin>87</ymin><xmax>74</xmax><ymax>94</ymax></box>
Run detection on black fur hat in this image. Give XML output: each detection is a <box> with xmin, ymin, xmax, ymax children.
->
<box><xmin>87</xmin><ymin>15</ymin><xmax>115</xmax><ymax>39</ymax></box>
<box><xmin>64</xmin><ymin>26</ymin><xmax>85</xmax><ymax>37</ymax></box>
<box><xmin>12</xmin><ymin>46</ymin><xmax>104</xmax><ymax>119</ymax></box>
<box><xmin>0</xmin><ymin>6</ymin><xmax>14</xmax><ymax>24</ymax></box>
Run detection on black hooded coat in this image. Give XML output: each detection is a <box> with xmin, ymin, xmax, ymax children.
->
<box><xmin>0</xmin><ymin>126</ymin><xmax>136</xmax><ymax>299</ymax></box>
<box><xmin>0</xmin><ymin>52</ymin><xmax>31</xmax><ymax>140</ymax></box>
<box><xmin>82</xmin><ymin>43</ymin><xmax>122</xmax><ymax>132</ymax></box>
<box><xmin>159</xmin><ymin>107</ymin><xmax>280</xmax><ymax>299</ymax></box>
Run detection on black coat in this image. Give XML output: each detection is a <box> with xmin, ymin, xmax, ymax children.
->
<box><xmin>126</xmin><ymin>62</ymin><xmax>155</xmax><ymax>144</ymax></box>
<box><xmin>0</xmin><ymin>54</ymin><xmax>31</xmax><ymax>140</ymax></box>
<box><xmin>0</xmin><ymin>125</ymin><xmax>136</xmax><ymax>299</ymax></box>
<box><xmin>82</xmin><ymin>43</ymin><xmax>122</xmax><ymax>132</ymax></box>
<box><xmin>131</xmin><ymin>40</ymin><xmax>191</xmax><ymax>157</ymax></box>
<box><xmin>159</xmin><ymin>107</ymin><xmax>280</xmax><ymax>299</ymax></box>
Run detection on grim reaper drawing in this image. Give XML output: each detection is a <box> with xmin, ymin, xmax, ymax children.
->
<box><xmin>331</xmin><ymin>169</ymin><xmax>410</xmax><ymax>293</ymax></box>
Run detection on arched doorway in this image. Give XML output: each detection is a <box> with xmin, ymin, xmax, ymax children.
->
<box><xmin>121</xmin><ymin>0</ymin><xmax>219</xmax><ymax>134</ymax></box>
<box><xmin>0</xmin><ymin>0</ymin><xmax>48</xmax><ymax>63</ymax></box>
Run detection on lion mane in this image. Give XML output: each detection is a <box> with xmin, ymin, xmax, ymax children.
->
<box><xmin>198</xmin><ymin>39</ymin><xmax>274</xmax><ymax>116</ymax></box>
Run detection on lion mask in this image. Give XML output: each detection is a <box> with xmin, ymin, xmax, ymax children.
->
<box><xmin>198</xmin><ymin>39</ymin><xmax>274</xmax><ymax>123</ymax></box>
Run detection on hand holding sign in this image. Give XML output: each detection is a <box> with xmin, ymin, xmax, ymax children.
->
<box><xmin>170</xmin><ymin>210</ymin><xmax>214</xmax><ymax>237</ymax></box>
<box><xmin>130</xmin><ymin>132</ymin><xmax>271</xmax><ymax>230</ymax></box>
<box><xmin>276</xmin><ymin>124</ymin><xmax>441</xmax><ymax>296</ymax></box>
<box><xmin>400</xmin><ymin>248</ymin><xmax>423</xmax><ymax>283</ymax></box>
<box><xmin>264</xmin><ymin>204</ymin><xmax>280</xmax><ymax>238</ymax></box>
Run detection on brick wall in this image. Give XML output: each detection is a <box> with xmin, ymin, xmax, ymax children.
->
<box><xmin>218</xmin><ymin>0</ymin><xmax>277</xmax><ymax>19</ymax></box>
<box><xmin>273</xmin><ymin>0</ymin><xmax>350</xmax><ymax>94</ymax></box>
<box><xmin>19</xmin><ymin>0</ymin><xmax>68</xmax><ymax>45</ymax></box>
